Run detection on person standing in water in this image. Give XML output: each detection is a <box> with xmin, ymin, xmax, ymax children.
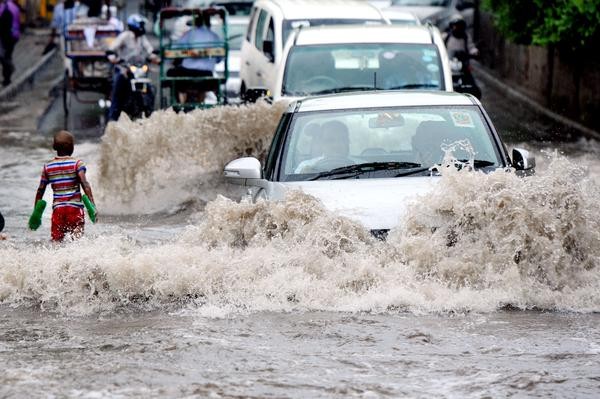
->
<box><xmin>34</xmin><ymin>131</ymin><xmax>96</xmax><ymax>242</ymax></box>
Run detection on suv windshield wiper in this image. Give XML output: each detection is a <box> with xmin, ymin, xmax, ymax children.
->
<box><xmin>394</xmin><ymin>160</ymin><xmax>498</xmax><ymax>177</ymax></box>
<box><xmin>309</xmin><ymin>161</ymin><xmax>422</xmax><ymax>181</ymax></box>
<box><xmin>384</xmin><ymin>83</ymin><xmax>440</xmax><ymax>90</ymax></box>
<box><xmin>310</xmin><ymin>86</ymin><xmax>375</xmax><ymax>95</ymax></box>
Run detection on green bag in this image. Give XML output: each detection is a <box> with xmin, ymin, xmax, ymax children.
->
<box><xmin>28</xmin><ymin>200</ymin><xmax>47</xmax><ymax>231</ymax></box>
<box><xmin>82</xmin><ymin>195</ymin><xmax>96</xmax><ymax>223</ymax></box>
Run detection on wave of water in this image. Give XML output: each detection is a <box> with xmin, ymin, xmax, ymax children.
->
<box><xmin>1</xmin><ymin>154</ymin><xmax>599</xmax><ymax>315</ymax></box>
<box><xmin>97</xmin><ymin>101</ymin><xmax>288</xmax><ymax>214</ymax></box>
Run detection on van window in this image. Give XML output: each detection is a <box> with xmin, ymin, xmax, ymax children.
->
<box><xmin>246</xmin><ymin>7</ymin><xmax>258</xmax><ymax>42</ymax></box>
<box><xmin>254</xmin><ymin>10</ymin><xmax>268</xmax><ymax>50</ymax></box>
<box><xmin>266</xmin><ymin>17</ymin><xmax>275</xmax><ymax>44</ymax></box>
<box><xmin>282</xmin><ymin>19</ymin><xmax>384</xmax><ymax>46</ymax></box>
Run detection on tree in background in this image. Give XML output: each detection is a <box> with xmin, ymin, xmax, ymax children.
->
<box><xmin>483</xmin><ymin>0</ymin><xmax>600</xmax><ymax>51</ymax></box>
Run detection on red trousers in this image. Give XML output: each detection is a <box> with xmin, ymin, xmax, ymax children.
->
<box><xmin>51</xmin><ymin>206</ymin><xmax>84</xmax><ymax>242</ymax></box>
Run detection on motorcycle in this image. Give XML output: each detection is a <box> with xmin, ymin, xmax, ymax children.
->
<box><xmin>449</xmin><ymin>50</ymin><xmax>481</xmax><ymax>99</ymax></box>
<box><xmin>104</xmin><ymin>52</ymin><xmax>157</xmax><ymax>120</ymax></box>
<box><xmin>121</xmin><ymin>60</ymin><xmax>155</xmax><ymax>119</ymax></box>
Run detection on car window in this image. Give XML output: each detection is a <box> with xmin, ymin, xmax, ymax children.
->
<box><xmin>283</xmin><ymin>43</ymin><xmax>444</xmax><ymax>96</ymax></box>
<box><xmin>254</xmin><ymin>9</ymin><xmax>268</xmax><ymax>50</ymax></box>
<box><xmin>246</xmin><ymin>7</ymin><xmax>258</xmax><ymax>42</ymax></box>
<box><xmin>265</xmin><ymin>17</ymin><xmax>274</xmax><ymax>44</ymax></box>
<box><xmin>279</xmin><ymin>106</ymin><xmax>501</xmax><ymax>180</ymax></box>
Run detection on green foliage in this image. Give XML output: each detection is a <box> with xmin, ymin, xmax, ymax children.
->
<box><xmin>482</xmin><ymin>0</ymin><xmax>600</xmax><ymax>51</ymax></box>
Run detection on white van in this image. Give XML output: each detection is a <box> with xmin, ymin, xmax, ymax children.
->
<box><xmin>240</xmin><ymin>0</ymin><xmax>389</xmax><ymax>99</ymax></box>
<box><xmin>272</xmin><ymin>24</ymin><xmax>453</xmax><ymax>101</ymax></box>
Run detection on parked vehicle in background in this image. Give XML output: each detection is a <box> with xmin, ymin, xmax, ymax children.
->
<box><xmin>224</xmin><ymin>91</ymin><xmax>535</xmax><ymax>233</ymax></box>
<box><xmin>214</xmin><ymin>15</ymin><xmax>250</xmax><ymax>100</ymax></box>
<box><xmin>240</xmin><ymin>0</ymin><xmax>389</xmax><ymax>101</ymax></box>
<box><xmin>210</xmin><ymin>0</ymin><xmax>254</xmax><ymax>16</ymax></box>
<box><xmin>390</xmin><ymin>0</ymin><xmax>475</xmax><ymax>32</ymax></box>
<box><xmin>270</xmin><ymin>24</ymin><xmax>452</xmax><ymax>101</ymax></box>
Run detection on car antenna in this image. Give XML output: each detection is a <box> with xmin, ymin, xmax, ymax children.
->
<box><xmin>373</xmin><ymin>72</ymin><xmax>377</xmax><ymax>90</ymax></box>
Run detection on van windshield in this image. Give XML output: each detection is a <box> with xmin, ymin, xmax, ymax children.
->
<box><xmin>282</xmin><ymin>43</ymin><xmax>443</xmax><ymax>96</ymax></box>
<box><xmin>282</xmin><ymin>19</ymin><xmax>384</xmax><ymax>46</ymax></box>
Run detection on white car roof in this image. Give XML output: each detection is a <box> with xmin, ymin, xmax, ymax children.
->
<box><xmin>293</xmin><ymin>91</ymin><xmax>478</xmax><ymax>112</ymax></box>
<box><xmin>293</xmin><ymin>25</ymin><xmax>434</xmax><ymax>45</ymax></box>
<box><xmin>257</xmin><ymin>0</ymin><xmax>386</xmax><ymax>21</ymax></box>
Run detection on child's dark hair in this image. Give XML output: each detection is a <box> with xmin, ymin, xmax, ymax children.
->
<box><xmin>53</xmin><ymin>130</ymin><xmax>75</xmax><ymax>156</ymax></box>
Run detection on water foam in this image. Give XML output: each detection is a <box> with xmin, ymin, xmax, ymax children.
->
<box><xmin>97</xmin><ymin>101</ymin><xmax>288</xmax><ymax>214</ymax></box>
<box><xmin>1</xmin><ymin>154</ymin><xmax>599</xmax><ymax>315</ymax></box>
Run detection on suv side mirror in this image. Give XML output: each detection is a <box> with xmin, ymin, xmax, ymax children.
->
<box><xmin>512</xmin><ymin>148</ymin><xmax>536</xmax><ymax>172</ymax></box>
<box><xmin>224</xmin><ymin>157</ymin><xmax>262</xmax><ymax>185</ymax></box>
<box><xmin>262</xmin><ymin>40</ymin><xmax>274</xmax><ymax>62</ymax></box>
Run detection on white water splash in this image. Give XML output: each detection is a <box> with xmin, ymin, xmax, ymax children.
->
<box><xmin>97</xmin><ymin>101</ymin><xmax>288</xmax><ymax>214</ymax></box>
<box><xmin>1</xmin><ymin>154</ymin><xmax>599</xmax><ymax>315</ymax></box>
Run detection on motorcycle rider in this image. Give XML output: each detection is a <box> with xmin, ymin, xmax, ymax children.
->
<box><xmin>107</xmin><ymin>14</ymin><xmax>158</xmax><ymax>121</ymax></box>
<box><xmin>444</xmin><ymin>16</ymin><xmax>481</xmax><ymax>98</ymax></box>
<box><xmin>444</xmin><ymin>16</ymin><xmax>479</xmax><ymax>58</ymax></box>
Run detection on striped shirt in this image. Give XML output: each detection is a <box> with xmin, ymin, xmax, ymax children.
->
<box><xmin>40</xmin><ymin>157</ymin><xmax>86</xmax><ymax>209</ymax></box>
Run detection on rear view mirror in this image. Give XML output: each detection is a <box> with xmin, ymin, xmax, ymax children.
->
<box><xmin>368</xmin><ymin>112</ymin><xmax>405</xmax><ymax>128</ymax></box>
<box><xmin>224</xmin><ymin>157</ymin><xmax>262</xmax><ymax>185</ymax></box>
<box><xmin>512</xmin><ymin>148</ymin><xmax>535</xmax><ymax>174</ymax></box>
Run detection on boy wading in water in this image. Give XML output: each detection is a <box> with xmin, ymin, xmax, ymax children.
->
<box><xmin>34</xmin><ymin>131</ymin><xmax>96</xmax><ymax>241</ymax></box>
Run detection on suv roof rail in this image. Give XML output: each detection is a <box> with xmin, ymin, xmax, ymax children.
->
<box><xmin>424</xmin><ymin>21</ymin><xmax>436</xmax><ymax>44</ymax></box>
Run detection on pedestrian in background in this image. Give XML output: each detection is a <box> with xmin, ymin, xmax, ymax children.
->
<box><xmin>0</xmin><ymin>0</ymin><xmax>21</xmax><ymax>87</ymax></box>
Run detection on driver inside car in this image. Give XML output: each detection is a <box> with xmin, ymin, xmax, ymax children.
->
<box><xmin>295</xmin><ymin>120</ymin><xmax>352</xmax><ymax>173</ymax></box>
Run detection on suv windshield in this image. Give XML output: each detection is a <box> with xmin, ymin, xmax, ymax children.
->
<box><xmin>279</xmin><ymin>105</ymin><xmax>502</xmax><ymax>181</ymax></box>
<box><xmin>282</xmin><ymin>44</ymin><xmax>443</xmax><ymax>96</ymax></box>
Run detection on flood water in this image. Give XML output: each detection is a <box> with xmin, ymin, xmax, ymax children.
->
<box><xmin>1</xmin><ymin>96</ymin><xmax>600</xmax><ymax>397</ymax></box>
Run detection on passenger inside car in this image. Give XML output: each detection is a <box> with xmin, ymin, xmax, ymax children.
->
<box><xmin>294</xmin><ymin>120</ymin><xmax>352</xmax><ymax>173</ymax></box>
<box><xmin>412</xmin><ymin>120</ymin><xmax>470</xmax><ymax>165</ymax></box>
<box><xmin>378</xmin><ymin>51</ymin><xmax>422</xmax><ymax>89</ymax></box>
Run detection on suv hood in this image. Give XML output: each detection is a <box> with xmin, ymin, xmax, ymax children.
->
<box><xmin>283</xmin><ymin>177</ymin><xmax>439</xmax><ymax>230</ymax></box>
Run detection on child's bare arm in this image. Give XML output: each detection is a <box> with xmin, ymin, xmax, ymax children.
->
<box><xmin>33</xmin><ymin>168</ymin><xmax>48</xmax><ymax>206</ymax></box>
<box><xmin>78</xmin><ymin>170</ymin><xmax>95</xmax><ymax>204</ymax></box>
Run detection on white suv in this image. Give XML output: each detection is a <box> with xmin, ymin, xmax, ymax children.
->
<box><xmin>240</xmin><ymin>0</ymin><xmax>389</xmax><ymax>99</ymax></box>
<box><xmin>272</xmin><ymin>24</ymin><xmax>453</xmax><ymax>101</ymax></box>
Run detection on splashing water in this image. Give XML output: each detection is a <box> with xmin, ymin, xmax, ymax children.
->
<box><xmin>1</xmin><ymin>149</ymin><xmax>599</xmax><ymax>315</ymax></box>
<box><xmin>97</xmin><ymin>101</ymin><xmax>288</xmax><ymax>214</ymax></box>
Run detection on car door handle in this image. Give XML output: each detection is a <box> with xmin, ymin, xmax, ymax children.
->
<box><xmin>245</xmin><ymin>61</ymin><xmax>251</xmax><ymax>66</ymax></box>
<box><xmin>256</xmin><ymin>71</ymin><xmax>262</xmax><ymax>77</ymax></box>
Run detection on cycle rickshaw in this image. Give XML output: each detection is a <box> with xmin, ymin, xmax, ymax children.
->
<box><xmin>62</xmin><ymin>17</ymin><xmax>121</xmax><ymax>116</ymax></box>
<box><xmin>157</xmin><ymin>7</ymin><xmax>229</xmax><ymax>110</ymax></box>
